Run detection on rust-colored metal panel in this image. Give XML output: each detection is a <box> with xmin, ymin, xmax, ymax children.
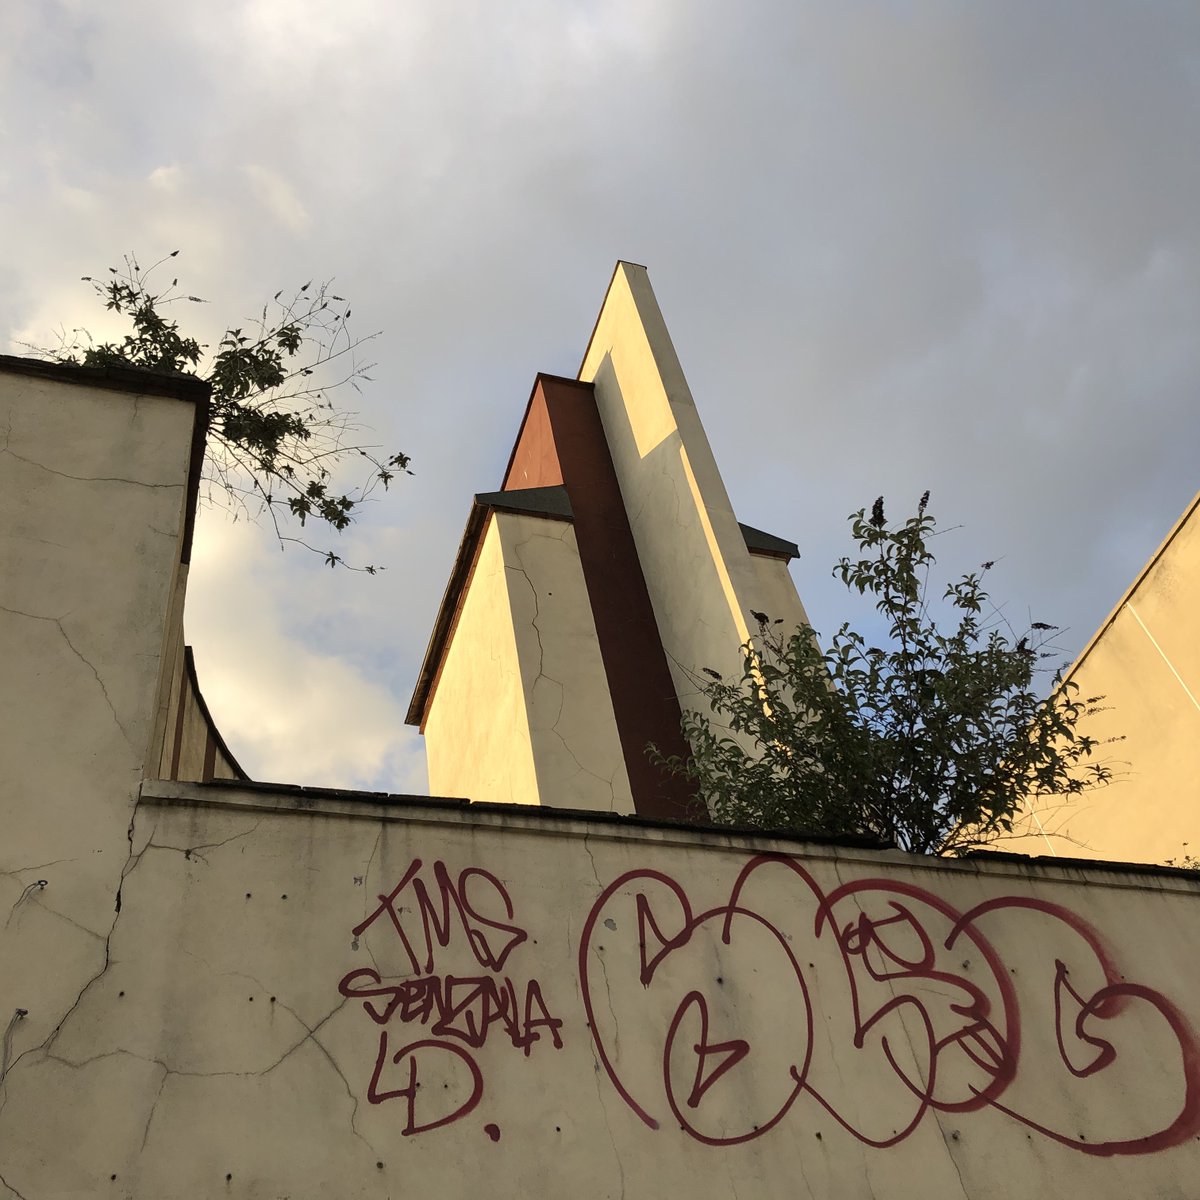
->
<box><xmin>535</xmin><ymin>374</ymin><xmax>698</xmax><ymax>823</ymax></box>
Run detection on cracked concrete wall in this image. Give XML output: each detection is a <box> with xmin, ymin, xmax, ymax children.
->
<box><xmin>1009</xmin><ymin>489</ymin><xmax>1200</xmax><ymax>865</ymax></box>
<box><xmin>580</xmin><ymin>263</ymin><xmax>809</xmax><ymax>704</ymax></box>
<box><xmin>4</xmin><ymin>778</ymin><xmax>1199</xmax><ymax>1199</ymax></box>
<box><xmin>0</xmin><ymin>368</ymin><xmax>197</xmax><ymax>1197</ymax></box>
<box><xmin>497</xmin><ymin>512</ymin><xmax>635</xmax><ymax>814</ymax></box>
<box><xmin>424</xmin><ymin>510</ymin><xmax>634</xmax><ymax>813</ymax></box>
<box><xmin>424</xmin><ymin>514</ymin><xmax>540</xmax><ymax>805</ymax></box>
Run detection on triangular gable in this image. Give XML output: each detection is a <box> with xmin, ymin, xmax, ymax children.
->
<box><xmin>502</xmin><ymin>381</ymin><xmax>564</xmax><ymax>491</ymax></box>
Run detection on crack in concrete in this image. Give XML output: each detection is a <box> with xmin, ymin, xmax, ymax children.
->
<box><xmin>43</xmin><ymin>996</ymin><xmax>352</xmax><ymax>1084</ymax></box>
<box><xmin>586</xmin><ymin>1039</ymin><xmax>627</xmax><ymax>1200</ymax></box>
<box><xmin>0</xmin><ymin>858</ymin><xmax>76</xmax><ymax>881</ymax></box>
<box><xmin>23</xmin><ymin>898</ymin><xmax>106</xmax><ymax>944</ymax></box>
<box><xmin>506</xmin><ymin>544</ymin><xmax>618</xmax><ymax>805</ymax></box>
<box><xmin>545</xmin><ymin>727</ymin><xmax>615</xmax><ymax>795</ymax></box>
<box><xmin>141</xmin><ymin>820</ymin><xmax>263</xmax><ymax>866</ymax></box>
<box><xmin>165</xmin><ymin>950</ymin><xmax>367</xmax><ymax>1127</ymax></box>
<box><xmin>0</xmin><ymin>797</ymin><xmax>143</xmax><ymax>1119</ymax></box>
<box><xmin>360</xmin><ymin>825</ymin><xmax>383</xmax><ymax>915</ymax></box>
<box><xmin>355</xmin><ymin>825</ymin><xmax>386</xmax><ymax>970</ymax></box>
<box><xmin>794</xmin><ymin>1143</ymin><xmax>817</xmax><ymax>1200</ymax></box>
<box><xmin>4</xmin><ymin>881</ymin><xmax>47</xmax><ymax>930</ymax></box>
<box><xmin>302</xmin><ymin>1015</ymin><xmax>375</xmax><ymax>1153</ymax></box>
<box><xmin>0</xmin><ymin>605</ymin><xmax>134</xmax><ymax>748</ymax></box>
<box><xmin>1</xmin><ymin>1011</ymin><xmax>28</xmax><ymax>1087</ymax></box>
<box><xmin>0</xmin><ymin>444</ymin><xmax>183</xmax><ymax>491</ymax></box>
<box><xmin>12</xmin><ymin>534</ymin><xmax>70</xmax><ymax>551</ymax></box>
<box><xmin>931</xmin><ymin>1117</ymin><xmax>972</xmax><ymax>1200</ymax></box>
<box><xmin>581</xmin><ymin>836</ymin><xmax>620</xmax><ymax>1060</ymax></box>
<box><xmin>143</xmin><ymin>948</ymin><xmax>373</xmax><ymax>1153</ymax></box>
<box><xmin>0</xmin><ymin>1168</ymin><xmax>28</xmax><ymax>1200</ymax></box>
<box><xmin>533</xmin><ymin>673</ymin><xmax>566</xmax><ymax>731</ymax></box>
<box><xmin>138</xmin><ymin>1065</ymin><xmax>170</xmax><ymax>1154</ymax></box>
<box><xmin>506</xmin><ymin>559</ymin><xmax>547</xmax><ymax>683</ymax></box>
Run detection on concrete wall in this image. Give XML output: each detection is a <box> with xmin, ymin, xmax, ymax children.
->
<box><xmin>425</xmin><ymin>510</ymin><xmax>634</xmax><ymax>812</ymax></box>
<box><xmin>2</xmin><ymin>778</ymin><xmax>1198</xmax><ymax>1199</ymax></box>
<box><xmin>0</xmin><ymin>363</ymin><xmax>203</xmax><ymax>1174</ymax></box>
<box><xmin>417</xmin><ymin>268</ymin><xmax>813</xmax><ymax>814</ymax></box>
<box><xmin>497</xmin><ymin>511</ymin><xmax>635</xmax><ymax>814</ymax></box>
<box><xmin>1011</xmin><ymin>489</ymin><xmax>1200</xmax><ymax>865</ymax></box>
<box><xmin>579</xmin><ymin>263</ymin><xmax>810</xmax><ymax>700</ymax></box>
<box><xmin>6</xmin><ymin>355</ymin><xmax>1200</xmax><ymax>1199</ymax></box>
<box><xmin>423</xmin><ymin>514</ymin><xmax>540</xmax><ymax>805</ymax></box>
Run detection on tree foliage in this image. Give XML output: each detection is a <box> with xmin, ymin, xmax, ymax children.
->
<box><xmin>49</xmin><ymin>252</ymin><xmax>410</xmax><ymax>570</ymax></box>
<box><xmin>658</xmin><ymin>494</ymin><xmax>1117</xmax><ymax>855</ymax></box>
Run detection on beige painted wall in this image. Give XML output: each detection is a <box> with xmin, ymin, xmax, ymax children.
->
<box><xmin>2</xmin><ymin>777</ymin><xmax>1198</xmax><ymax>1199</ymax></box>
<box><xmin>747</xmin><ymin>551</ymin><xmax>811</xmax><ymax>632</ymax></box>
<box><xmin>580</xmin><ymin>264</ymin><xmax>810</xmax><ymax>708</ymax></box>
<box><xmin>0</xmin><ymin>365</ymin><xmax>199</xmax><ymax>1136</ymax></box>
<box><xmin>497</xmin><ymin>512</ymin><xmax>635</xmax><ymax>813</ymax></box>
<box><xmin>1010</xmin><ymin>491</ymin><xmax>1200</xmax><ymax>865</ymax></box>
<box><xmin>423</xmin><ymin>514</ymin><xmax>540</xmax><ymax>804</ymax></box>
<box><xmin>425</xmin><ymin>510</ymin><xmax>634</xmax><ymax>812</ymax></box>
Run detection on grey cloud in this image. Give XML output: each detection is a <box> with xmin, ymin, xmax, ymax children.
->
<box><xmin>4</xmin><ymin>0</ymin><xmax>1199</xmax><ymax>789</ymax></box>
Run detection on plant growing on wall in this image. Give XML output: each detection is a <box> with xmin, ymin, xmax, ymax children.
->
<box><xmin>657</xmin><ymin>494</ymin><xmax>1117</xmax><ymax>855</ymax></box>
<box><xmin>44</xmin><ymin>252</ymin><xmax>410</xmax><ymax>570</ymax></box>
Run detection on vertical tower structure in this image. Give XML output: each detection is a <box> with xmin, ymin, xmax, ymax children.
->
<box><xmin>407</xmin><ymin>263</ymin><xmax>810</xmax><ymax>819</ymax></box>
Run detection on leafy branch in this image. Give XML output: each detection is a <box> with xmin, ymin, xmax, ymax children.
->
<box><xmin>40</xmin><ymin>252</ymin><xmax>410</xmax><ymax>570</ymax></box>
<box><xmin>656</xmin><ymin>495</ymin><xmax>1121</xmax><ymax>855</ymax></box>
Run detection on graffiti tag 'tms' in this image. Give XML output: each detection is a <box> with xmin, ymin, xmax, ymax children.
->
<box><xmin>339</xmin><ymin>858</ymin><xmax>563</xmax><ymax>1137</ymax></box>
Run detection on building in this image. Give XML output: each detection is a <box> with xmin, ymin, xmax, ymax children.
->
<box><xmin>1009</xmin><ymin>488</ymin><xmax>1200</xmax><ymax>864</ymax></box>
<box><xmin>2</xmin><ymin>268</ymin><xmax>1198</xmax><ymax>1198</ymax></box>
<box><xmin>408</xmin><ymin>262</ymin><xmax>808</xmax><ymax>819</ymax></box>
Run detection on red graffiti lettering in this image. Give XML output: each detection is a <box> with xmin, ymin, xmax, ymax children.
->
<box><xmin>580</xmin><ymin>854</ymin><xmax>1200</xmax><ymax>1156</ymax></box>
<box><xmin>338</xmin><ymin>969</ymin><xmax>564</xmax><ymax>1054</ymax></box>
<box><xmin>342</xmin><ymin>858</ymin><xmax>563</xmax><ymax>1137</ymax></box>
<box><xmin>354</xmin><ymin>859</ymin><xmax>526</xmax><ymax>975</ymax></box>
<box><xmin>367</xmin><ymin>1033</ymin><xmax>483</xmax><ymax>1135</ymax></box>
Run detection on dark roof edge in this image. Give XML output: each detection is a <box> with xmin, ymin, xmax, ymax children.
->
<box><xmin>739</xmin><ymin>522</ymin><xmax>799</xmax><ymax>560</ymax></box>
<box><xmin>0</xmin><ymin>353</ymin><xmax>211</xmax><ymax>404</ymax></box>
<box><xmin>476</xmin><ymin>484</ymin><xmax>573</xmax><ymax>521</ymax></box>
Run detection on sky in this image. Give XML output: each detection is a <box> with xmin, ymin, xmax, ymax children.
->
<box><xmin>4</xmin><ymin>0</ymin><xmax>1199</xmax><ymax>796</ymax></box>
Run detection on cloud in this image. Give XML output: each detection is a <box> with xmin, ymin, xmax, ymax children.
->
<box><xmin>186</xmin><ymin>515</ymin><xmax>426</xmax><ymax>794</ymax></box>
<box><xmin>244</xmin><ymin>164</ymin><xmax>311</xmax><ymax>237</ymax></box>
<box><xmin>4</xmin><ymin>0</ymin><xmax>1200</xmax><ymax>794</ymax></box>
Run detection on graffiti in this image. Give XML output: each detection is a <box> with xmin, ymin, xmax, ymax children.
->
<box><xmin>339</xmin><ymin>969</ymin><xmax>564</xmax><ymax>1054</ymax></box>
<box><xmin>340</xmin><ymin>858</ymin><xmax>564</xmax><ymax>1135</ymax></box>
<box><xmin>578</xmin><ymin>854</ymin><xmax>1200</xmax><ymax>1156</ymax></box>
<box><xmin>340</xmin><ymin>850</ymin><xmax>1198</xmax><ymax>1155</ymax></box>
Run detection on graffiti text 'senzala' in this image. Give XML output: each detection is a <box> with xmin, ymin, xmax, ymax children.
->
<box><xmin>338</xmin><ymin>857</ymin><xmax>564</xmax><ymax>1136</ymax></box>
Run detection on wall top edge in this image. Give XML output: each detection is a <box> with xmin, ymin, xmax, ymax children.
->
<box><xmin>139</xmin><ymin>778</ymin><xmax>1200</xmax><ymax>893</ymax></box>
<box><xmin>0</xmin><ymin>353</ymin><xmax>211</xmax><ymax>403</ymax></box>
